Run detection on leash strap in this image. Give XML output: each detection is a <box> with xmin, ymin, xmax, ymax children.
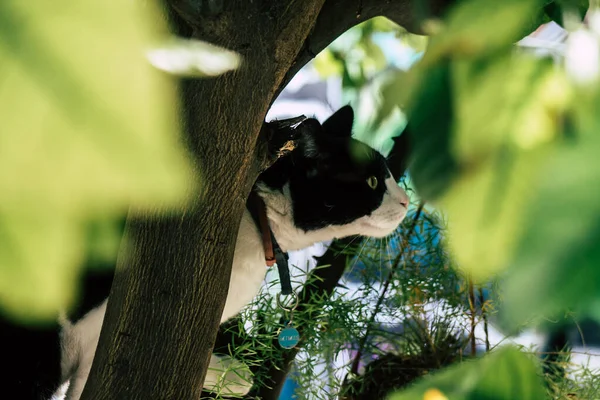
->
<box><xmin>247</xmin><ymin>191</ymin><xmax>293</xmax><ymax>295</ymax></box>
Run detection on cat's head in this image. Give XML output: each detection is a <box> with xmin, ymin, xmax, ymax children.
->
<box><xmin>258</xmin><ymin>106</ymin><xmax>409</xmax><ymax>249</ymax></box>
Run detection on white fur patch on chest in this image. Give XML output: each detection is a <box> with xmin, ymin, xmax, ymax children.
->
<box><xmin>220</xmin><ymin>210</ymin><xmax>269</xmax><ymax>320</ymax></box>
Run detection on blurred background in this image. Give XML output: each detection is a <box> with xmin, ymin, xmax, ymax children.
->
<box><xmin>3</xmin><ymin>1</ymin><xmax>600</xmax><ymax>399</ymax></box>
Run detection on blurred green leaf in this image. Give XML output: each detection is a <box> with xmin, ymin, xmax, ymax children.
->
<box><xmin>314</xmin><ymin>49</ymin><xmax>344</xmax><ymax>78</ymax></box>
<box><xmin>422</xmin><ymin>0</ymin><xmax>540</xmax><ymax>65</ymax></box>
<box><xmin>438</xmin><ymin>56</ymin><xmax>571</xmax><ymax>280</ymax></box>
<box><xmin>360</xmin><ymin>37</ymin><xmax>388</xmax><ymax>74</ymax></box>
<box><xmin>406</xmin><ymin>62</ymin><xmax>457</xmax><ymax>201</ymax></box>
<box><xmin>371</xmin><ymin>16</ymin><xmax>402</xmax><ymax>33</ymax></box>
<box><xmin>0</xmin><ymin>210</ymin><xmax>82</xmax><ymax>322</ymax></box>
<box><xmin>400</xmin><ymin>0</ymin><xmax>572</xmax><ymax>281</ymax></box>
<box><xmin>0</xmin><ymin>0</ymin><xmax>202</xmax><ymax>322</ymax></box>
<box><xmin>501</xmin><ymin>91</ymin><xmax>600</xmax><ymax>329</ymax></box>
<box><xmin>147</xmin><ymin>38</ymin><xmax>241</xmax><ymax>77</ymax></box>
<box><xmin>388</xmin><ymin>347</ymin><xmax>547</xmax><ymax>400</ymax></box>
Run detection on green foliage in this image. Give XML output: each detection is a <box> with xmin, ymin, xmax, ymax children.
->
<box><xmin>313</xmin><ymin>17</ymin><xmax>427</xmax><ymax>156</ymax></box>
<box><xmin>0</xmin><ymin>1</ymin><xmax>239</xmax><ymax>322</ymax></box>
<box><xmin>385</xmin><ymin>0</ymin><xmax>566</xmax><ymax>281</ymax></box>
<box><xmin>314</xmin><ymin>18</ymin><xmax>397</xmax><ymax>87</ymax></box>
<box><xmin>421</xmin><ymin>0</ymin><xmax>540</xmax><ymax>63</ymax></box>
<box><xmin>231</xmin><ymin>207</ymin><xmax>469</xmax><ymax>400</ymax></box>
<box><xmin>388</xmin><ymin>347</ymin><xmax>547</xmax><ymax>400</ymax></box>
<box><xmin>544</xmin><ymin>352</ymin><xmax>600</xmax><ymax>399</ymax></box>
<box><xmin>297</xmin><ymin>1</ymin><xmax>600</xmax><ymax>399</ymax></box>
<box><xmin>501</xmin><ymin>90</ymin><xmax>600</xmax><ymax>328</ymax></box>
<box><xmin>373</xmin><ymin>0</ymin><xmax>600</xmax><ymax>304</ymax></box>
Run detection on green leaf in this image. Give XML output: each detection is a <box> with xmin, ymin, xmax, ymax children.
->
<box><xmin>147</xmin><ymin>38</ymin><xmax>241</xmax><ymax>78</ymax></box>
<box><xmin>422</xmin><ymin>0</ymin><xmax>541</xmax><ymax>65</ymax></box>
<box><xmin>406</xmin><ymin>62</ymin><xmax>458</xmax><ymax>201</ymax></box>
<box><xmin>388</xmin><ymin>347</ymin><xmax>547</xmax><ymax>400</ymax></box>
<box><xmin>399</xmin><ymin>0</ymin><xmax>545</xmax><ymax>204</ymax></box>
<box><xmin>314</xmin><ymin>49</ymin><xmax>344</xmax><ymax>78</ymax></box>
<box><xmin>0</xmin><ymin>210</ymin><xmax>83</xmax><ymax>322</ymax></box>
<box><xmin>545</xmin><ymin>0</ymin><xmax>589</xmax><ymax>26</ymax></box>
<box><xmin>501</xmin><ymin>93</ymin><xmax>600</xmax><ymax>329</ymax></box>
<box><xmin>361</xmin><ymin>37</ymin><xmax>388</xmax><ymax>73</ymax></box>
<box><xmin>0</xmin><ymin>0</ymin><xmax>205</xmax><ymax>322</ymax></box>
<box><xmin>436</xmin><ymin>56</ymin><xmax>571</xmax><ymax>280</ymax></box>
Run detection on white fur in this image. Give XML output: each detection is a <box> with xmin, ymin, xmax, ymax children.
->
<box><xmin>59</xmin><ymin>301</ymin><xmax>107</xmax><ymax>400</ymax></box>
<box><xmin>57</xmin><ymin>177</ymin><xmax>408</xmax><ymax>399</ymax></box>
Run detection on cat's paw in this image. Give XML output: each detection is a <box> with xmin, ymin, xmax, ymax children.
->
<box><xmin>203</xmin><ymin>354</ymin><xmax>253</xmax><ymax>396</ymax></box>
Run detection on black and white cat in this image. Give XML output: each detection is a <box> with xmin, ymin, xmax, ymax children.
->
<box><xmin>1</xmin><ymin>106</ymin><xmax>409</xmax><ymax>399</ymax></box>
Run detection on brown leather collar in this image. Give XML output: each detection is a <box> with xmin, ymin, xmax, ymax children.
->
<box><xmin>248</xmin><ymin>190</ymin><xmax>293</xmax><ymax>295</ymax></box>
<box><xmin>254</xmin><ymin>194</ymin><xmax>276</xmax><ymax>267</ymax></box>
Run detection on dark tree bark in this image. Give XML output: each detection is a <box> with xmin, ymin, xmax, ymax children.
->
<box><xmin>81</xmin><ymin>1</ymin><xmax>456</xmax><ymax>399</ymax></box>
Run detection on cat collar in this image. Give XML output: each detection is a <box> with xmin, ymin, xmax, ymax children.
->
<box><xmin>247</xmin><ymin>191</ymin><xmax>293</xmax><ymax>295</ymax></box>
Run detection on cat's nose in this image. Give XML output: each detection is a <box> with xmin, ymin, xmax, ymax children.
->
<box><xmin>396</xmin><ymin>189</ymin><xmax>409</xmax><ymax>208</ymax></box>
<box><xmin>385</xmin><ymin>176</ymin><xmax>410</xmax><ymax>208</ymax></box>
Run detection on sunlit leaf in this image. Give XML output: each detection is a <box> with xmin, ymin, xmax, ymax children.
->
<box><xmin>501</xmin><ymin>91</ymin><xmax>600</xmax><ymax>329</ymax></box>
<box><xmin>0</xmin><ymin>0</ymin><xmax>199</xmax><ymax>322</ymax></box>
<box><xmin>147</xmin><ymin>38</ymin><xmax>241</xmax><ymax>77</ymax></box>
<box><xmin>422</xmin><ymin>0</ymin><xmax>540</xmax><ymax>65</ymax></box>
<box><xmin>406</xmin><ymin>62</ymin><xmax>457</xmax><ymax>201</ymax></box>
<box><xmin>371</xmin><ymin>16</ymin><xmax>401</xmax><ymax>33</ymax></box>
<box><xmin>314</xmin><ymin>49</ymin><xmax>344</xmax><ymax>78</ymax></box>
<box><xmin>438</xmin><ymin>56</ymin><xmax>571</xmax><ymax>280</ymax></box>
<box><xmin>388</xmin><ymin>347</ymin><xmax>547</xmax><ymax>400</ymax></box>
<box><xmin>361</xmin><ymin>37</ymin><xmax>388</xmax><ymax>73</ymax></box>
<box><xmin>0</xmin><ymin>210</ymin><xmax>83</xmax><ymax>321</ymax></box>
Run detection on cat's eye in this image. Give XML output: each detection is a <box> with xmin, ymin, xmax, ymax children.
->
<box><xmin>366</xmin><ymin>176</ymin><xmax>378</xmax><ymax>189</ymax></box>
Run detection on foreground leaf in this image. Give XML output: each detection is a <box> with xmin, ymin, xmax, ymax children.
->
<box><xmin>422</xmin><ymin>0</ymin><xmax>540</xmax><ymax>65</ymax></box>
<box><xmin>439</xmin><ymin>56</ymin><xmax>570</xmax><ymax>280</ymax></box>
<box><xmin>0</xmin><ymin>0</ymin><xmax>201</xmax><ymax>322</ymax></box>
<box><xmin>146</xmin><ymin>38</ymin><xmax>242</xmax><ymax>77</ymax></box>
<box><xmin>501</xmin><ymin>92</ymin><xmax>600</xmax><ymax>328</ymax></box>
<box><xmin>388</xmin><ymin>347</ymin><xmax>547</xmax><ymax>400</ymax></box>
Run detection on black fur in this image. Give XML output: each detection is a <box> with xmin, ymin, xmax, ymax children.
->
<box><xmin>0</xmin><ymin>316</ymin><xmax>63</xmax><ymax>400</ymax></box>
<box><xmin>1</xmin><ymin>234</ymin><xmax>119</xmax><ymax>399</ymax></box>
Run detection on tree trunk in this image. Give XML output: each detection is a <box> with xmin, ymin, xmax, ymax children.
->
<box><xmin>81</xmin><ymin>1</ymin><xmax>456</xmax><ymax>399</ymax></box>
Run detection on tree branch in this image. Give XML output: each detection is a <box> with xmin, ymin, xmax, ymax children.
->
<box><xmin>81</xmin><ymin>1</ymin><xmax>326</xmax><ymax>399</ymax></box>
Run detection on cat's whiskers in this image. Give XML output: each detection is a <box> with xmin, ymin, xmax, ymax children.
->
<box><xmin>378</xmin><ymin>237</ymin><xmax>384</xmax><ymax>282</ymax></box>
<box><xmin>385</xmin><ymin>235</ymin><xmax>393</xmax><ymax>289</ymax></box>
<box><xmin>347</xmin><ymin>237</ymin><xmax>370</xmax><ymax>278</ymax></box>
<box><xmin>335</xmin><ymin>235</ymin><xmax>360</xmax><ymax>259</ymax></box>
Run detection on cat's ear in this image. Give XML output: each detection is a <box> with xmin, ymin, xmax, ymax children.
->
<box><xmin>296</xmin><ymin>118</ymin><xmax>324</xmax><ymax>159</ymax></box>
<box><xmin>322</xmin><ymin>105</ymin><xmax>354</xmax><ymax>137</ymax></box>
